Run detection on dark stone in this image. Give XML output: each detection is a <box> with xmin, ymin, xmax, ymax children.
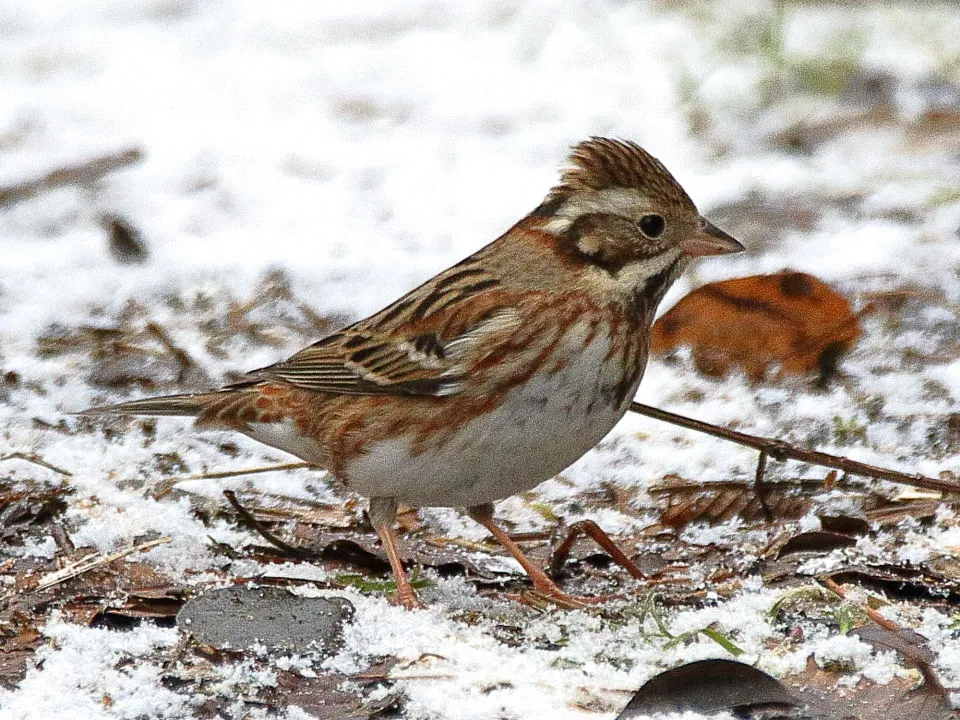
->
<box><xmin>178</xmin><ymin>586</ymin><xmax>353</xmax><ymax>653</ymax></box>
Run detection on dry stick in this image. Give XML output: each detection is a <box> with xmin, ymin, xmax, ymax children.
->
<box><xmin>171</xmin><ymin>462</ymin><xmax>312</xmax><ymax>483</ymax></box>
<box><xmin>36</xmin><ymin>536</ymin><xmax>171</xmax><ymax>590</ymax></box>
<box><xmin>145</xmin><ymin>322</ymin><xmax>196</xmax><ymax>381</ymax></box>
<box><xmin>753</xmin><ymin>451</ymin><xmax>774</xmax><ymax>520</ymax></box>
<box><xmin>153</xmin><ymin>461</ymin><xmax>313</xmax><ymax>500</ymax></box>
<box><xmin>0</xmin><ymin>452</ymin><xmax>73</xmax><ymax>477</ymax></box>
<box><xmin>222</xmin><ymin>489</ymin><xmax>318</xmax><ymax>559</ymax></box>
<box><xmin>818</xmin><ymin>577</ymin><xmax>900</xmax><ymax>632</ymax></box>
<box><xmin>629</xmin><ymin>402</ymin><xmax>960</xmax><ymax>495</ymax></box>
<box><xmin>0</xmin><ymin>147</ymin><xmax>144</xmax><ymax>206</ymax></box>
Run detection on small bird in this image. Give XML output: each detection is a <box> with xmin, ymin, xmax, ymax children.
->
<box><xmin>81</xmin><ymin>138</ymin><xmax>742</xmax><ymax>609</ymax></box>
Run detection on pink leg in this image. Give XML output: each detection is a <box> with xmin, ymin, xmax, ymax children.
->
<box><xmin>369</xmin><ymin>497</ymin><xmax>423</xmax><ymax>610</ymax></box>
<box><xmin>467</xmin><ymin>504</ymin><xmax>608</xmax><ymax>608</ymax></box>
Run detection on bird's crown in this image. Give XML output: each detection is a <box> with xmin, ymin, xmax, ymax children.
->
<box><xmin>547</xmin><ymin>137</ymin><xmax>694</xmax><ymax>211</ymax></box>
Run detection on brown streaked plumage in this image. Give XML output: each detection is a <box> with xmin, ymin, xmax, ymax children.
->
<box><xmin>80</xmin><ymin>138</ymin><xmax>743</xmax><ymax>609</ymax></box>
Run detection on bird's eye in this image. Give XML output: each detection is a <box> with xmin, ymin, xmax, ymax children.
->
<box><xmin>638</xmin><ymin>214</ymin><xmax>665</xmax><ymax>239</ymax></box>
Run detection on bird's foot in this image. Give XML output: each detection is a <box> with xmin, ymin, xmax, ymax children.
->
<box><xmin>388</xmin><ymin>587</ymin><xmax>425</xmax><ymax>611</ymax></box>
<box><xmin>509</xmin><ymin>582</ymin><xmax>623</xmax><ymax>610</ymax></box>
<box><xmin>387</xmin><ymin>592</ymin><xmax>424</xmax><ymax>610</ymax></box>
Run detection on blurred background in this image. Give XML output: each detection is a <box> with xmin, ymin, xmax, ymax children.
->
<box><xmin>2</xmin><ymin>0</ymin><xmax>958</xmax><ymax>327</ymax></box>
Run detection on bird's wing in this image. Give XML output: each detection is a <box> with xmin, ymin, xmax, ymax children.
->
<box><xmin>242</xmin><ymin>265</ymin><xmax>523</xmax><ymax>397</ymax></box>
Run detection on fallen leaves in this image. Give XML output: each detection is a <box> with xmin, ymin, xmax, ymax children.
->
<box><xmin>35</xmin><ymin>536</ymin><xmax>172</xmax><ymax>591</ymax></box>
<box><xmin>38</xmin><ymin>269</ymin><xmax>337</xmax><ymax>396</ymax></box>
<box><xmin>0</xmin><ymin>477</ymin><xmax>71</xmax><ymax>544</ymax></box>
<box><xmin>652</xmin><ymin>270</ymin><xmax>861</xmax><ymax>382</ymax></box>
<box><xmin>781</xmin><ymin>653</ymin><xmax>953</xmax><ymax>720</ymax></box>
<box><xmin>617</xmin><ymin>649</ymin><xmax>954</xmax><ymax>720</ymax></box>
<box><xmin>616</xmin><ymin>659</ymin><xmax>798</xmax><ymax>718</ymax></box>
<box><xmin>649</xmin><ymin>474</ymin><xmax>814</xmax><ymax>527</ymax></box>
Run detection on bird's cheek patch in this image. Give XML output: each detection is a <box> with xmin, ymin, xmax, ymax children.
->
<box><xmin>575</xmin><ymin>233</ymin><xmax>602</xmax><ymax>258</ymax></box>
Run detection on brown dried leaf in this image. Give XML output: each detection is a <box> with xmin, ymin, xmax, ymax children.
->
<box><xmin>649</xmin><ymin>475</ymin><xmax>812</xmax><ymax>528</ymax></box>
<box><xmin>865</xmin><ymin>500</ymin><xmax>940</xmax><ymax>527</ymax></box>
<box><xmin>0</xmin><ymin>482</ymin><xmax>71</xmax><ymax>542</ymax></box>
<box><xmin>242</xmin><ymin>498</ymin><xmax>358</xmax><ymax>530</ymax></box>
<box><xmin>777</xmin><ymin>531</ymin><xmax>858</xmax><ymax>557</ymax></box>
<box><xmin>0</xmin><ymin>625</ymin><xmax>42</xmax><ymax>688</ymax></box>
<box><xmin>782</xmin><ymin>656</ymin><xmax>953</xmax><ymax>720</ymax></box>
<box><xmin>652</xmin><ymin>270</ymin><xmax>861</xmax><ymax>381</ymax></box>
<box><xmin>827</xmin><ymin>565</ymin><xmax>960</xmax><ymax>603</ymax></box>
<box><xmin>851</xmin><ymin>625</ymin><xmax>936</xmax><ymax>668</ymax></box>
<box><xmin>269</xmin><ymin>671</ymin><xmax>363</xmax><ymax>717</ymax></box>
<box><xmin>105</xmin><ymin>590</ymin><xmax>184</xmax><ymax>620</ymax></box>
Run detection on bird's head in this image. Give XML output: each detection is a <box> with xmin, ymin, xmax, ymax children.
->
<box><xmin>531</xmin><ymin>138</ymin><xmax>742</xmax><ymax>293</ymax></box>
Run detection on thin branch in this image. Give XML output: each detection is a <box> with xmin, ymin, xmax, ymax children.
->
<box><xmin>37</xmin><ymin>536</ymin><xmax>171</xmax><ymax>590</ymax></box>
<box><xmin>547</xmin><ymin>519</ymin><xmax>645</xmax><ymax>580</ymax></box>
<box><xmin>0</xmin><ymin>452</ymin><xmax>73</xmax><ymax>477</ymax></box>
<box><xmin>0</xmin><ymin>147</ymin><xmax>144</xmax><ymax>206</ymax></box>
<box><xmin>171</xmin><ymin>462</ymin><xmax>312</xmax><ymax>483</ymax></box>
<box><xmin>151</xmin><ymin>461</ymin><xmax>314</xmax><ymax>501</ymax></box>
<box><xmin>222</xmin><ymin>490</ymin><xmax>318</xmax><ymax>559</ymax></box>
<box><xmin>630</xmin><ymin>402</ymin><xmax>960</xmax><ymax>495</ymax></box>
<box><xmin>818</xmin><ymin>577</ymin><xmax>899</xmax><ymax>632</ymax></box>
<box><xmin>145</xmin><ymin>322</ymin><xmax>196</xmax><ymax>381</ymax></box>
<box><xmin>754</xmin><ymin>452</ymin><xmax>773</xmax><ymax>521</ymax></box>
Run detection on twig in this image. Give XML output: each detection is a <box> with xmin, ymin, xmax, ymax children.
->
<box><xmin>754</xmin><ymin>451</ymin><xmax>773</xmax><ymax>521</ymax></box>
<box><xmin>151</xmin><ymin>462</ymin><xmax>314</xmax><ymax>500</ymax></box>
<box><xmin>170</xmin><ymin>462</ymin><xmax>312</xmax><ymax>483</ymax></box>
<box><xmin>36</xmin><ymin>536</ymin><xmax>171</xmax><ymax>590</ymax></box>
<box><xmin>0</xmin><ymin>147</ymin><xmax>144</xmax><ymax>206</ymax></box>
<box><xmin>222</xmin><ymin>490</ymin><xmax>318</xmax><ymax>559</ymax></box>
<box><xmin>818</xmin><ymin>577</ymin><xmax>899</xmax><ymax>632</ymax></box>
<box><xmin>547</xmin><ymin>519</ymin><xmax>645</xmax><ymax>580</ymax></box>
<box><xmin>630</xmin><ymin>402</ymin><xmax>960</xmax><ymax>495</ymax></box>
<box><xmin>145</xmin><ymin>322</ymin><xmax>195</xmax><ymax>381</ymax></box>
<box><xmin>0</xmin><ymin>452</ymin><xmax>73</xmax><ymax>477</ymax></box>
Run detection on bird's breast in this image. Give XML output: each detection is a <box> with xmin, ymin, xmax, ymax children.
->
<box><xmin>343</xmin><ymin>317</ymin><xmax>647</xmax><ymax>507</ymax></box>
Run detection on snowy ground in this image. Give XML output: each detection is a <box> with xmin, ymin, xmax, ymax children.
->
<box><xmin>2</xmin><ymin>1</ymin><xmax>960</xmax><ymax>718</ymax></box>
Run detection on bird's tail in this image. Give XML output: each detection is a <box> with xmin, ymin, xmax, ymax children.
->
<box><xmin>76</xmin><ymin>392</ymin><xmax>231</xmax><ymax>418</ymax></box>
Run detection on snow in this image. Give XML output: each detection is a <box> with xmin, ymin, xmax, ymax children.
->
<box><xmin>2</xmin><ymin>1</ymin><xmax>960</xmax><ymax>719</ymax></box>
<box><xmin>2</xmin><ymin>620</ymin><xmax>187</xmax><ymax>720</ymax></box>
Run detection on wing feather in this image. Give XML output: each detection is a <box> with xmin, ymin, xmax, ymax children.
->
<box><xmin>243</xmin><ymin>297</ymin><xmax>522</xmax><ymax>397</ymax></box>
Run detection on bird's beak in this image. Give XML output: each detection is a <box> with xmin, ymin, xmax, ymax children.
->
<box><xmin>680</xmin><ymin>218</ymin><xmax>744</xmax><ymax>257</ymax></box>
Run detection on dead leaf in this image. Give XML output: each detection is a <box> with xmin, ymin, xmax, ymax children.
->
<box><xmin>649</xmin><ymin>475</ymin><xmax>812</xmax><ymax>527</ymax></box>
<box><xmin>652</xmin><ymin>270</ymin><xmax>861</xmax><ymax>382</ymax></box>
<box><xmin>827</xmin><ymin>565</ymin><xmax>960</xmax><ymax>603</ymax></box>
<box><xmin>852</xmin><ymin>624</ymin><xmax>949</xmax><ymax>703</ymax></box>
<box><xmin>782</xmin><ymin>655</ymin><xmax>953</xmax><ymax>720</ymax></box>
<box><xmin>269</xmin><ymin>671</ymin><xmax>363</xmax><ymax>717</ymax></box>
<box><xmin>817</xmin><ymin>515</ymin><xmax>870</xmax><ymax>535</ymax></box>
<box><xmin>616</xmin><ymin>659</ymin><xmax>799</xmax><ymax>718</ymax></box>
<box><xmin>0</xmin><ymin>481</ymin><xmax>71</xmax><ymax>543</ymax></box>
<box><xmin>777</xmin><ymin>531</ymin><xmax>858</xmax><ymax>557</ymax></box>
<box><xmin>865</xmin><ymin>500</ymin><xmax>940</xmax><ymax>527</ymax></box>
<box><xmin>851</xmin><ymin>625</ymin><xmax>935</xmax><ymax>668</ymax></box>
<box><xmin>0</xmin><ymin>627</ymin><xmax>42</xmax><ymax>688</ymax></box>
<box><xmin>103</xmin><ymin>214</ymin><xmax>149</xmax><ymax>264</ymax></box>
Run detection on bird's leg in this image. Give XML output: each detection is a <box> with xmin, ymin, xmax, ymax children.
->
<box><xmin>546</xmin><ymin>519</ymin><xmax>645</xmax><ymax>580</ymax></box>
<box><xmin>466</xmin><ymin>503</ymin><xmax>604</xmax><ymax>608</ymax></box>
<box><xmin>368</xmin><ymin>497</ymin><xmax>423</xmax><ymax>610</ymax></box>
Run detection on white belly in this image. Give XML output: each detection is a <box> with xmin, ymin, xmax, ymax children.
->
<box><xmin>343</xmin><ymin>326</ymin><xmax>643</xmax><ymax>507</ymax></box>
